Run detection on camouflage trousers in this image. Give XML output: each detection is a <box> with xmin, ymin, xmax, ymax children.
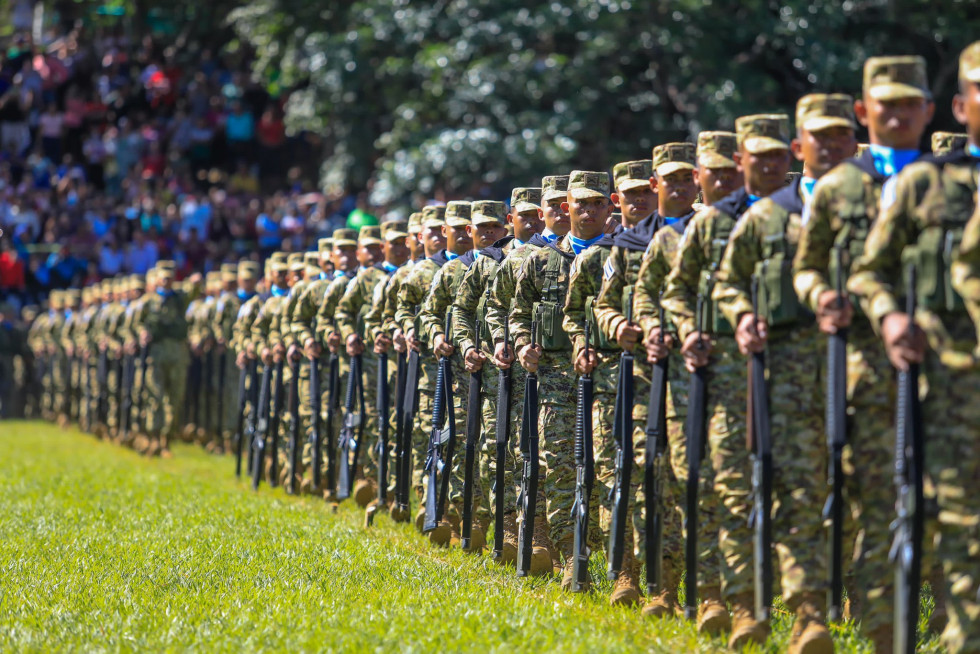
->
<box><xmin>104</xmin><ymin>355</ymin><xmax>122</xmax><ymax>435</ymax></box>
<box><xmin>486</xmin><ymin>363</ymin><xmax>527</xmax><ymax>520</ymax></box>
<box><xmin>51</xmin><ymin>351</ymin><xmax>67</xmax><ymax>419</ymax></box>
<box><xmin>145</xmin><ymin>340</ymin><xmax>189</xmax><ymax>445</ymax></box>
<box><xmin>214</xmin><ymin>350</ymin><xmax>240</xmax><ymax>449</ymax></box>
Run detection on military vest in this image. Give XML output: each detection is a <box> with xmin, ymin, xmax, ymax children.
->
<box><xmin>700</xmin><ymin>196</ymin><xmax>746</xmax><ymax>335</ymax></box>
<box><xmin>534</xmin><ymin>242</ymin><xmax>575</xmax><ymax>351</ymax></box>
<box><xmin>752</xmin><ymin>182</ymin><xmax>810</xmax><ymax>328</ymax></box>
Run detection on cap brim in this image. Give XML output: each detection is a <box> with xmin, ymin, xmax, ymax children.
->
<box><xmin>962</xmin><ymin>68</ymin><xmax>980</xmax><ymax>83</ymax></box>
<box><xmin>472</xmin><ymin>216</ymin><xmax>505</xmax><ymax>226</ymax></box>
<box><xmin>221</xmin><ymin>273</ymin><xmax>237</xmax><ymax>282</ymax></box>
<box><xmin>802</xmin><ymin>116</ymin><xmax>856</xmax><ymax>132</ymax></box>
<box><xmin>271</xmin><ymin>263</ymin><xmax>289</xmax><ymax>273</ymax></box>
<box><xmin>384</xmin><ymin>231</ymin><xmax>409</xmax><ymax>242</ymax></box>
<box><xmin>655</xmin><ymin>162</ymin><xmax>695</xmax><ymax>177</ymax></box>
<box><xmin>742</xmin><ymin>136</ymin><xmax>790</xmax><ymax>154</ymax></box>
<box><xmin>512</xmin><ymin>201</ymin><xmax>540</xmax><ymax>213</ymax></box>
<box><xmin>568</xmin><ymin>188</ymin><xmax>608</xmax><ymax>200</ymax></box>
<box><xmin>541</xmin><ymin>190</ymin><xmax>567</xmax><ymax>202</ymax></box>
<box><xmin>420</xmin><ymin>220</ymin><xmax>445</xmax><ymax>229</ymax></box>
<box><xmin>359</xmin><ymin>238</ymin><xmax>384</xmax><ymax>246</ymax></box>
<box><xmin>697</xmin><ymin>152</ymin><xmax>737</xmax><ymax>168</ymax></box>
<box><xmin>867</xmin><ymin>83</ymin><xmax>927</xmax><ymax>101</ymax></box>
<box><xmin>616</xmin><ymin>179</ymin><xmax>652</xmax><ymax>193</ymax></box>
<box><xmin>445</xmin><ymin>218</ymin><xmax>471</xmax><ymax>228</ymax></box>
<box><xmin>333</xmin><ymin>239</ymin><xmax>357</xmax><ymax>247</ymax></box>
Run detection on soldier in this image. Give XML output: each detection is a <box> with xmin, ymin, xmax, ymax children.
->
<box><xmin>117</xmin><ymin>274</ymin><xmax>146</xmax><ymax>448</ymax></box>
<box><xmin>511</xmin><ymin>170</ymin><xmax>612</xmax><ymax>582</ymax></box>
<box><xmin>848</xmin><ymin>40</ymin><xmax>980</xmax><ymax>653</ymax></box>
<box><xmin>793</xmin><ymin>61</ymin><xmax>934</xmax><ymax>652</ymax></box>
<box><xmin>232</xmin><ymin>260</ymin><xmax>263</xmax><ymax>463</ymax></box>
<box><xmin>210</xmin><ymin>263</ymin><xmax>241</xmax><ymax>454</ymax></box>
<box><xmin>60</xmin><ymin>288</ymin><xmax>85</xmax><ymax>428</ymax></box>
<box><xmin>394</xmin><ymin>206</ymin><xmax>451</xmax><ymax>530</ymax></box>
<box><xmin>713</xmin><ymin>108</ymin><xmax>847</xmax><ymax>653</ymax></box>
<box><xmin>931</xmin><ymin>131</ymin><xmax>968</xmax><ymax>155</ymax></box>
<box><xmin>336</xmin><ymin>223</ymin><xmax>410</xmax><ymax>508</ymax></box>
<box><xmin>183</xmin><ymin>278</ymin><xmax>208</xmax><ymax>443</ymax></box>
<box><xmin>141</xmin><ymin>262</ymin><xmax>191</xmax><ymax>456</ymax></box>
<box><xmin>126</xmin><ymin>270</ymin><xmax>156</xmax><ymax>453</ymax></box>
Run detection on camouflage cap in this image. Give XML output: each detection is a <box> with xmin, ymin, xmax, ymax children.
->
<box><xmin>472</xmin><ymin>200</ymin><xmax>508</xmax><ymax>226</ymax></box>
<box><xmin>220</xmin><ymin>262</ymin><xmax>238</xmax><ymax>282</ymax></box>
<box><xmin>568</xmin><ymin>170</ymin><xmax>611</xmax><ymax>200</ymax></box>
<box><xmin>155</xmin><ymin>260</ymin><xmax>176</xmax><ymax>280</ymax></box>
<box><xmin>145</xmin><ymin>268</ymin><xmax>157</xmax><ymax>285</ymax></box>
<box><xmin>652</xmin><ymin>143</ymin><xmax>696</xmax><ymax>177</ymax></box>
<box><xmin>112</xmin><ymin>277</ymin><xmax>128</xmax><ymax>293</ymax></box>
<box><xmin>510</xmin><ymin>187</ymin><xmax>542</xmax><ymax>213</ymax></box>
<box><xmin>796</xmin><ymin>93</ymin><xmax>856</xmax><ymax>132</ymax></box>
<box><xmin>408</xmin><ymin>211</ymin><xmax>423</xmax><ymax>234</ymax></box>
<box><xmin>696</xmin><ymin>131</ymin><xmax>738</xmax><ymax>169</ymax></box>
<box><xmin>129</xmin><ymin>274</ymin><xmax>145</xmax><ymax>291</ymax></box>
<box><xmin>541</xmin><ymin>175</ymin><xmax>570</xmax><ymax>203</ymax></box>
<box><xmin>65</xmin><ymin>289</ymin><xmax>81</xmax><ymax>305</ymax></box>
<box><xmin>303</xmin><ymin>251</ymin><xmax>320</xmax><ymax>267</ymax></box>
<box><xmin>287</xmin><ymin>252</ymin><xmax>305</xmax><ymax>272</ymax></box>
<box><xmin>613</xmin><ymin>160</ymin><xmax>653</xmax><ymax>192</ymax></box>
<box><xmin>931</xmin><ymin>131</ymin><xmax>968</xmax><ymax>156</ymax></box>
<box><xmin>961</xmin><ymin>41</ymin><xmax>980</xmax><ymax>83</ymax></box>
<box><xmin>863</xmin><ymin>56</ymin><xmax>929</xmax><ymax>101</ymax></box>
<box><xmin>445</xmin><ymin>201</ymin><xmax>472</xmax><ymax>228</ymax></box>
<box><xmin>49</xmin><ymin>289</ymin><xmax>64</xmax><ymax>308</ymax></box>
<box><xmin>269</xmin><ymin>251</ymin><xmax>289</xmax><ymax>273</ymax></box>
<box><xmin>239</xmin><ymin>261</ymin><xmax>261</xmax><ymax>280</ymax></box>
<box><xmin>421</xmin><ymin>205</ymin><xmax>447</xmax><ymax>229</ymax></box>
<box><xmin>358</xmin><ymin>225</ymin><xmax>383</xmax><ymax>246</ymax></box>
<box><xmin>382</xmin><ymin>220</ymin><xmax>410</xmax><ymax>242</ymax></box>
<box><xmin>332</xmin><ymin>228</ymin><xmax>358</xmax><ymax>248</ymax></box>
<box><xmin>81</xmin><ymin>287</ymin><xmax>93</xmax><ymax>303</ymax></box>
<box><xmin>205</xmin><ymin>271</ymin><xmax>222</xmax><ymax>287</ymax></box>
<box><xmin>318</xmin><ymin>237</ymin><xmax>334</xmax><ymax>254</ymax></box>
<box><xmin>21</xmin><ymin>305</ymin><xmax>39</xmax><ymax>322</ymax></box>
<box><xmin>735</xmin><ymin>114</ymin><xmax>791</xmax><ymax>154</ymax></box>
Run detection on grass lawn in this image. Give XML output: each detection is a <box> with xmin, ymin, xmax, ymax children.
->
<box><xmin>0</xmin><ymin>421</ymin><xmax>943</xmax><ymax>652</ymax></box>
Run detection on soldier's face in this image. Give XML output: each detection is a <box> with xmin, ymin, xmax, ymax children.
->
<box><xmin>509</xmin><ymin>209</ymin><xmax>543</xmax><ymax>241</ymax></box>
<box><xmin>694</xmin><ymin>166</ymin><xmax>741</xmax><ymax>205</ymax></box>
<box><xmin>612</xmin><ymin>184</ymin><xmax>656</xmax><ymax>225</ymax></box>
<box><xmin>443</xmin><ymin>225</ymin><xmax>472</xmax><ymax>254</ymax></box>
<box><xmin>857</xmin><ymin>96</ymin><xmax>934</xmax><ymax>149</ymax></box>
<box><xmin>653</xmin><ymin>170</ymin><xmax>698</xmax><ymax>216</ymax></box>
<box><xmin>361</xmin><ymin>244</ymin><xmax>384</xmax><ymax>265</ymax></box>
<box><xmin>470</xmin><ymin>223</ymin><xmax>507</xmax><ymax>249</ymax></box>
<box><xmin>420</xmin><ymin>226</ymin><xmax>446</xmax><ymax>255</ymax></box>
<box><xmin>793</xmin><ymin>126</ymin><xmax>857</xmax><ymax>178</ymax></box>
<box><xmin>952</xmin><ymin>80</ymin><xmax>980</xmax><ymax>142</ymax></box>
<box><xmin>238</xmin><ymin>278</ymin><xmax>256</xmax><ymax>294</ymax></box>
<box><xmin>333</xmin><ymin>245</ymin><xmax>356</xmax><ymax>272</ymax></box>
<box><xmin>563</xmin><ymin>195</ymin><xmax>611</xmax><ymax>240</ymax></box>
<box><xmin>408</xmin><ymin>233</ymin><xmax>423</xmax><ymax>258</ymax></box>
<box><xmin>542</xmin><ymin>199</ymin><xmax>570</xmax><ymax>234</ymax></box>
<box><xmin>738</xmin><ymin>148</ymin><xmax>791</xmax><ymax>197</ymax></box>
<box><xmin>384</xmin><ymin>237</ymin><xmax>410</xmax><ymax>266</ymax></box>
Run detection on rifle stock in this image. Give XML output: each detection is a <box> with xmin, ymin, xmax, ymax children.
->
<box><xmin>376</xmin><ymin>351</ymin><xmax>390</xmax><ymax>504</ymax></box>
<box><xmin>268</xmin><ymin>359</ymin><xmax>285</xmax><ymax>487</ymax></box>
<box><xmin>287</xmin><ymin>357</ymin><xmax>301</xmax><ymax>494</ymax></box>
<box><xmin>251</xmin><ymin>362</ymin><xmax>272</xmax><ymax>490</ymax></box>
<box><xmin>492</xmin><ymin>320</ymin><xmax>512</xmax><ymax>560</ymax></box>
<box><xmin>683</xmin><ymin>297</ymin><xmax>708</xmax><ymax>619</ymax></box>
<box><xmin>516</xmin><ymin>321</ymin><xmax>540</xmax><ymax>578</ymax></box>
<box><xmin>571</xmin><ymin>320</ymin><xmax>594</xmax><ymax>591</ymax></box>
<box><xmin>399</xmin><ymin>350</ymin><xmax>421</xmax><ymax>512</ymax></box>
<box><xmin>309</xmin><ymin>356</ymin><xmax>322</xmax><ymax>490</ymax></box>
<box><xmin>234</xmin><ymin>361</ymin><xmax>250</xmax><ymax>477</ymax></box>
<box><xmin>337</xmin><ymin>354</ymin><xmax>362</xmax><ymax>500</ymax></box>
<box><xmin>607</xmin><ymin>308</ymin><xmax>635</xmax><ymax>581</ymax></box>
<box><xmin>462</xmin><ymin>296</ymin><xmax>486</xmax><ymax>550</ymax></box>
<box><xmin>825</xmin><ymin>247</ymin><xmax>848</xmax><ymax>621</ymax></box>
<box><xmin>749</xmin><ymin>276</ymin><xmax>773</xmax><ymax>622</ymax></box>
<box><xmin>645</xmin><ymin>294</ymin><xmax>669</xmax><ymax>595</ymax></box>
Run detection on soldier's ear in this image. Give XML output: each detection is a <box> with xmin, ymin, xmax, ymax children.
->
<box><xmin>560</xmin><ymin>201</ymin><xmax>570</xmax><ymax>213</ymax></box>
<box><xmin>610</xmin><ymin>192</ymin><xmax>622</xmax><ymax>208</ymax></box>
<box><xmin>536</xmin><ymin>208</ymin><xmax>544</xmax><ymax>219</ymax></box>
<box><xmin>854</xmin><ymin>99</ymin><xmax>870</xmax><ymax>128</ymax></box>
<box><xmin>649</xmin><ymin>176</ymin><xmax>660</xmax><ymax>193</ymax></box>
<box><xmin>790</xmin><ymin>137</ymin><xmax>805</xmax><ymax>163</ymax></box>
<box><xmin>952</xmin><ymin>93</ymin><xmax>968</xmax><ymax>126</ymax></box>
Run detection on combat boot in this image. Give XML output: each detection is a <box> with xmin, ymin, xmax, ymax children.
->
<box><xmin>928</xmin><ymin>565</ymin><xmax>948</xmax><ymax>634</ymax></box>
<box><xmin>609</xmin><ymin>553</ymin><xmax>641</xmax><ymax>607</ymax></box>
<box><xmin>641</xmin><ymin>589</ymin><xmax>680</xmax><ymax>618</ymax></box>
<box><xmin>493</xmin><ymin>512</ymin><xmax>519</xmax><ymax>566</ymax></box>
<box><xmin>697</xmin><ymin>585</ymin><xmax>732</xmax><ymax>636</ymax></box>
<box><xmin>787</xmin><ymin>593</ymin><xmax>834</xmax><ymax>654</ymax></box>
<box><xmin>182</xmin><ymin>423</ymin><xmax>196</xmax><ymax>442</ymax></box>
<box><xmin>353</xmin><ymin>478</ymin><xmax>376</xmax><ymax>508</ymax></box>
<box><xmin>528</xmin><ymin>516</ymin><xmax>555</xmax><ymax>577</ymax></box>
<box><xmin>389</xmin><ymin>502</ymin><xmax>411</xmax><ymax>523</ymax></box>
<box><xmin>426</xmin><ymin>519</ymin><xmax>453</xmax><ymax>547</ymax></box>
<box><xmin>728</xmin><ymin>594</ymin><xmax>770</xmax><ymax>649</ymax></box>
<box><xmin>464</xmin><ymin>525</ymin><xmax>487</xmax><ymax>554</ymax></box>
<box><xmin>414</xmin><ymin>507</ymin><xmax>427</xmax><ymax>533</ymax></box>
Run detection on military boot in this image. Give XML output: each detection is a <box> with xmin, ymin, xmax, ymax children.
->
<box><xmin>492</xmin><ymin>512</ymin><xmax>519</xmax><ymax>566</ymax></box>
<box><xmin>787</xmin><ymin>593</ymin><xmax>834</xmax><ymax>654</ymax></box>
<box><xmin>528</xmin><ymin>516</ymin><xmax>555</xmax><ymax>577</ymax></box>
<box><xmin>465</xmin><ymin>525</ymin><xmax>487</xmax><ymax>554</ymax></box>
<box><xmin>928</xmin><ymin>565</ymin><xmax>948</xmax><ymax>634</ymax></box>
<box><xmin>728</xmin><ymin>594</ymin><xmax>770</xmax><ymax>649</ymax></box>
<box><xmin>414</xmin><ymin>507</ymin><xmax>427</xmax><ymax>533</ymax></box>
<box><xmin>698</xmin><ymin>585</ymin><xmax>732</xmax><ymax>636</ymax></box>
<box><xmin>609</xmin><ymin>553</ymin><xmax>641</xmax><ymax>607</ymax></box>
<box><xmin>353</xmin><ymin>478</ymin><xmax>376</xmax><ymax>508</ymax></box>
<box><xmin>426</xmin><ymin>519</ymin><xmax>453</xmax><ymax>547</ymax></box>
<box><xmin>641</xmin><ymin>588</ymin><xmax>680</xmax><ymax>618</ymax></box>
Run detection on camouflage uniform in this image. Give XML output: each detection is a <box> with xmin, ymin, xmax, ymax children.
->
<box><xmin>931</xmin><ymin>131</ymin><xmax>968</xmax><ymax>156</ymax></box>
<box><xmin>212</xmin><ymin>264</ymin><xmax>243</xmax><ymax>453</ymax></box>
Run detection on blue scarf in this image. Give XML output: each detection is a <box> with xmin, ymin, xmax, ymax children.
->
<box><xmin>237</xmin><ymin>289</ymin><xmax>255</xmax><ymax>301</ymax></box>
<box><xmin>64</xmin><ymin>309</ymin><xmax>73</xmax><ymax>320</ymax></box>
<box><xmin>869</xmin><ymin>144</ymin><xmax>919</xmax><ymax>177</ymax></box>
<box><xmin>747</xmin><ymin>194</ymin><xmax>761</xmax><ymax>207</ymax></box>
<box><xmin>541</xmin><ymin>228</ymin><xmax>559</xmax><ymax>243</ymax></box>
<box><xmin>156</xmin><ymin>289</ymin><xmax>174</xmax><ymax>298</ymax></box>
<box><xmin>968</xmin><ymin>143</ymin><xmax>980</xmax><ymax>158</ymax></box>
<box><xmin>333</xmin><ymin>270</ymin><xmax>350</xmax><ymax>280</ymax></box>
<box><xmin>270</xmin><ymin>285</ymin><xmax>288</xmax><ymax>298</ymax></box>
<box><xmin>382</xmin><ymin>261</ymin><xmax>399</xmax><ymax>273</ymax></box>
<box><xmin>568</xmin><ymin>233</ymin><xmax>604</xmax><ymax>255</ymax></box>
<box><xmin>319</xmin><ymin>272</ymin><xmax>328</xmax><ymax>280</ymax></box>
<box><xmin>800</xmin><ymin>177</ymin><xmax>818</xmax><ymax>203</ymax></box>
<box><xmin>513</xmin><ymin>238</ymin><xmax>526</xmax><ymax>247</ymax></box>
<box><xmin>661</xmin><ymin>215</ymin><xmax>684</xmax><ymax>226</ymax></box>
<box><xmin>446</xmin><ymin>251</ymin><xmax>459</xmax><ymax>261</ymax></box>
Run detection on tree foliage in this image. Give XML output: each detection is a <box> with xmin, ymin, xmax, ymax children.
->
<box><xmin>230</xmin><ymin>0</ymin><xmax>980</xmax><ymax>205</ymax></box>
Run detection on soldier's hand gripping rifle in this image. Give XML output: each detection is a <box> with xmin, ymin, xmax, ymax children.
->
<box><xmin>337</xmin><ymin>353</ymin><xmax>363</xmax><ymax>500</ymax></box>
<box><xmin>375</xmin><ymin>349</ymin><xmax>390</xmax><ymax>506</ymax></box>
<box><xmin>825</xmin><ymin>246</ymin><xmax>848</xmax><ymax>621</ymax></box>
<box><xmin>234</xmin><ymin>359</ymin><xmax>251</xmax><ymax>477</ymax></box>
<box><xmin>516</xmin><ymin>321</ymin><xmax>541</xmax><ymax>578</ymax></box>
<box><xmin>287</xmin><ymin>355</ymin><xmax>301</xmax><ymax>494</ymax></box>
<box><xmin>309</xmin><ymin>353</ymin><xmax>322</xmax><ymax>491</ymax></box>
<box><xmin>684</xmin><ymin>296</ymin><xmax>709</xmax><ymax>619</ymax></box>
<box><xmin>607</xmin><ymin>305</ymin><xmax>635</xmax><ymax>581</ymax></box>
<box><xmin>748</xmin><ymin>275</ymin><xmax>774</xmax><ymax>622</ymax></box>
<box><xmin>251</xmin><ymin>360</ymin><xmax>273</xmax><ymax>490</ymax></box>
<box><xmin>571</xmin><ymin>320</ymin><xmax>595</xmax><ymax>592</ymax></box>
<box><xmin>398</xmin><ymin>348</ymin><xmax>421</xmax><ymax>515</ymax></box>
<box><xmin>645</xmin><ymin>292</ymin><xmax>670</xmax><ymax>595</ymax></box>
<box><xmin>461</xmin><ymin>293</ymin><xmax>487</xmax><ymax>550</ymax></box>
<box><xmin>424</xmin><ymin>311</ymin><xmax>457</xmax><ymax>532</ymax></box>
<box><xmin>492</xmin><ymin>318</ymin><xmax>513</xmax><ymax>561</ymax></box>
<box><xmin>890</xmin><ymin>264</ymin><xmax>924</xmax><ymax>654</ymax></box>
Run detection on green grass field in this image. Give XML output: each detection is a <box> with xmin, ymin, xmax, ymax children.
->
<box><xmin>0</xmin><ymin>421</ymin><xmax>943</xmax><ymax>652</ymax></box>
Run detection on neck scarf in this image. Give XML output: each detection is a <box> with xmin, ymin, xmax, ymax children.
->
<box><xmin>270</xmin><ymin>285</ymin><xmax>288</xmax><ymax>297</ymax></box>
<box><xmin>568</xmin><ymin>233</ymin><xmax>604</xmax><ymax>255</ymax></box>
<box><xmin>869</xmin><ymin>144</ymin><xmax>919</xmax><ymax>177</ymax></box>
<box><xmin>541</xmin><ymin>228</ymin><xmax>559</xmax><ymax>243</ymax></box>
<box><xmin>382</xmin><ymin>261</ymin><xmax>399</xmax><ymax>273</ymax></box>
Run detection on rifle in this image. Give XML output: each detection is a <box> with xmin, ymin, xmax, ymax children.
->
<box><xmin>136</xmin><ymin>344</ymin><xmax>147</xmax><ymax>439</ymax></box>
<box><xmin>309</xmin><ymin>354</ymin><xmax>322</xmax><ymax>491</ymax></box>
<box><xmin>461</xmin><ymin>294</ymin><xmax>486</xmax><ymax>550</ymax></box>
<box><xmin>392</xmin><ymin>350</ymin><xmax>408</xmax><ymax>513</ymax></box>
<box><xmin>376</xmin><ymin>350</ymin><xmax>390</xmax><ymax>505</ymax></box>
<box><xmin>268</xmin><ymin>358</ymin><xmax>285</xmax><ymax>486</ymax></box>
<box><xmin>114</xmin><ymin>355</ymin><xmax>125</xmax><ymax>434</ymax></box>
<box><xmin>337</xmin><ymin>353</ymin><xmax>363</xmax><ymax>500</ymax></box>
<box><xmin>188</xmin><ymin>352</ymin><xmax>202</xmax><ymax>429</ymax></box>
<box><xmin>607</xmin><ymin>305</ymin><xmax>635</xmax><ymax>580</ymax></box>
<box><xmin>492</xmin><ymin>319</ymin><xmax>513</xmax><ymax>561</ymax></box>
<box><xmin>325</xmin><ymin>352</ymin><xmax>340</xmax><ymax>496</ymax></box>
<box><xmin>203</xmin><ymin>348</ymin><xmax>215</xmax><ymax>437</ymax></box>
<box><xmin>97</xmin><ymin>346</ymin><xmax>108</xmax><ymax>427</ymax></box>
<box><xmin>516</xmin><ymin>321</ymin><xmax>540</xmax><ymax>578</ymax></box>
<box><xmin>684</xmin><ymin>296</ymin><xmax>709</xmax><ymax>619</ymax></box>
<box><xmin>890</xmin><ymin>264</ymin><xmax>924</xmax><ymax>654</ymax></box>
<box><xmin>399</xmin><ymin>349</ymin><xmax>421</xmax><ymax>514</ymax></box>
<box><xmin>424</xmin><ymin>311</ymin><xmax>457</xmax><ymax>532</ymax></box>
<box><xmin>245</xmin><ymin>359</ymin><xmax>260</xmax><ymax>476</ymax></box>
<box><xmin>251</xmin><ymin>361</ymin><xmax>273</xmax><ymax>490</ymax></box>
<box><xmin>119</xmin><ymin>351</ymin><xmax>134</xmax><ymax>440</ymax></box>
<box><xmin>234</xmin><ymin>361</ymin><xmax>250</xmax><ymax>477</ymax></box>
<box><xmin>287</xmin><ymin>356</ymin><xmax>301</xmax><ymax>494</ymax></box>
<box><xmin>748</xmin><ymin>275</ymin><xmax>774</xmax><ymax>622</ymax></box>
<box><xmin>65</xmin><ymin>350</ymin><xmax>74</xmax><ymax>422</ymax></box>
<box><xmin>216</xmin><ymin>350</ymin><xmax>227</xmax><ymax>442</ymax></box>
<box><xmin>644</xmin><ymin>293</ymin><xmax>669</xmax><ymax>595</ymax></box>
<box><xmin>825</xmin><ymin>246</ymin><xmax>848</xmax><ymax>621</ymax></box>
<box><xmin>571</xmin><ymin>320</ymin><xmax>595</xmax><ymax>591</ymax></box>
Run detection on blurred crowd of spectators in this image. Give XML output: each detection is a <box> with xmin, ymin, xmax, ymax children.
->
<box><xmin>0</xmin><ymin>24</ymin><xmax>382</xmax><ymax>311</ymax></box>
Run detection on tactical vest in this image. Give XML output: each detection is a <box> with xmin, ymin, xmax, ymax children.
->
<box><xmin>700</xmin><ymin>213</ymin><xmax>737</xmax><ymax>335</ymax></box>
<box><xmin>753</xmin><ymin>204</ymin><xmax>809</xmax><ymax>328</ymax></box>
<box><xmin>828</xmin><ymin>167</ymin><xmax>879</xmax><ymax>314</ymax></box>
<box><xmin>533</xmin><ymin>245</ymin><xmax>574</xmax><ymax>351</ymax></box>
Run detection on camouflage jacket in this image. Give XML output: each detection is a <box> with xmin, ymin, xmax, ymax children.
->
<box><xmin>212</xmin><ymin>291</ymin><xmax>242</xmax><ymax>346</ymax></box>
<box><xmin>250</xmin><ymin>293</ymin><xmax>288</xmax><ymax>352</ymax></box>
<box><xmin>563</xmin><ymin>237</ymin><xmax>615</xmax><ymax>358</ymax></box>
<box><xmin>419</xmin><ymin>254</ymin><xmax>476</xmax><ymax>347</ymax></box>
<box><xmin>633</xmin><ymin>218</ymin><xmax>694</xmax><ymax>338</ymax></box>
<box><xmin>336</xmin><ymin>266</ymin><xmax>387</xmax><ymax>342</ymax></box>
<box><xmin>510</xmin><ymin>235</ymin><xmax>577</xmax><ymax>353</ymax></box>
<box><xmin>232</xmin><ymin>293</ymin><xmax>262</xmax><ymax>353</ymax></box>
<box><xmin>485</xmin><ymin>236</ymin><xmax>547</xmax><ymax>348</ymax></box>
<box><xmin>314</xmin><ymin>273</ymin><xmax>356</xmax><ymax>348</ymax></box>
<box><xmin>454</xmin><ymin>240</ymin><xmax>513</xmax><ymax>359</ymax></box>
<box><xmin>379</xmin><ymin>261</ymin><xmax>417</xmax><ymax>338</ymax></box>
<box><xmin>144</xmin><ymin>291</ymin><xmax>189</xmax><ymax>342</ymax></box>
